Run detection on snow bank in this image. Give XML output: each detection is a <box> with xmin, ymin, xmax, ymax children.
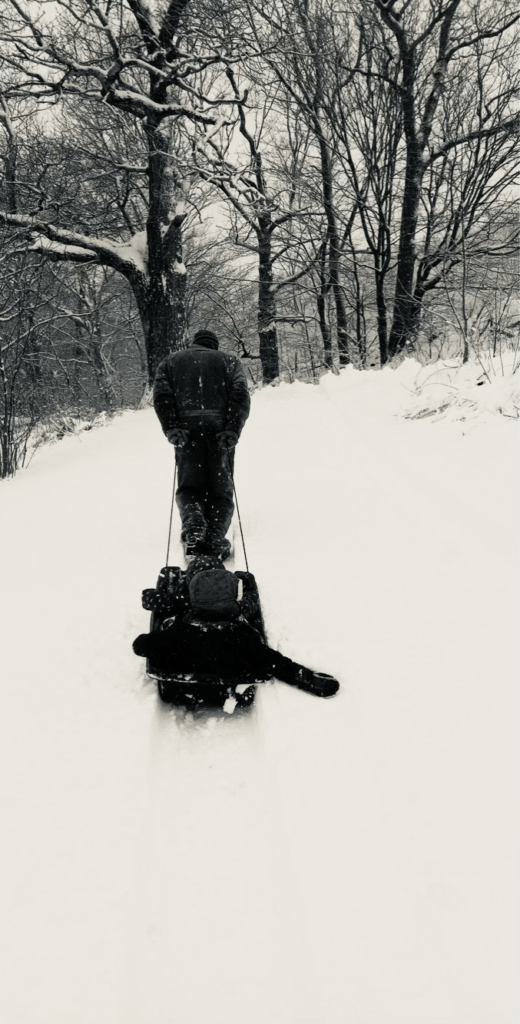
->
<box><xmin>261</xmin><ymin>352</ymin><xmax>519</xmax><ymax>426</ymax></box>
<box><xmin>397</xmin><ymin>355</ymin><xmax>519</xmax><ymax>422</ymax></box>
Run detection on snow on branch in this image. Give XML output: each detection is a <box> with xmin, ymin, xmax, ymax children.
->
<box><xmin>0</xmin><ymin>212</ymin><xmax>149</xmax><ymax>275</ymax></box>
<box><xmin>3</xmin><ymin>0</ymin><xmax>238</xmax><ymax>127</ymax></box>
<box><xmin>27</xmin><ymin>237</ymin><xmax>99</xmax><ymax>262</ymax></box>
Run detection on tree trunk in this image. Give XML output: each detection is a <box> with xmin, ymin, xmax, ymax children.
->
<box><xmin>317</xmin><ymin>241</ymin><xmax>333</xmax><ymax>367</ymax></box>
<box><xmin>143</xmin><ymin>121</ymin><xmax>187</xmax><ymax>382</ymax></box>
<box><xmin>317</xmin><ymin>134</ymin><xmax>350</xmax><ymax>365</ymax></box>
<box><xmin>91</xmin><ymin>306</ymin><xmax>115</xmax><ymax>410</ymax></box>
<box><xmin>379</xmin><ymin>1</ymin><xmax>463</xmax><ymax>359</ymax></box>
<box><xmin>386</xmin><ymin>156</ymin><xmax>423</xmax><ymax>358</ymax></box>
<box><xmin>257</xmin><ymin>226</ymin><xmax>280</xmax><ymax>383</ymax></box>
<box><xmin>129</xmin><ymin>263</ymin><xmax>185</xmax><ymax>384</ymax></box>
<box><xmin>386</xmin><ymin>42</ymin><xmax>423</xmax><ymax>360</ymax></box>
<box><xmin>375</xmin><ymin>270</ymin><xmax>389</xmax><ymax>365</ymax></box>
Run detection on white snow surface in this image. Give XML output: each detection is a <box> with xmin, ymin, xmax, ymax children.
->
<box><xmin>0</xmin><ymin>359</ymin><xmax>518</xmax><ymax>1024</ymax></box>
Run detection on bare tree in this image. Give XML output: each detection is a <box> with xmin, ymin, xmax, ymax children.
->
<box><xmin>2</xmin><ymin>0</ymin><xmax>517</xmax><ymax>391</ymax></box>
<box><xmin>193</xmin><ymin>73</ymin><xmax>322</xmax><ymax>382</ymax></box>
<box><xmin>244</xmin><ymin>0</ymin><xmax>519</xmax><ymax>364</ymax></box>
<box><xmin>0</xmin><ymin>0</ymin><xmax>242</xmax><ymax>380</ymax></box>
<box><xmin>244</xmin><ymin>0</ymin><xmax>356</xmax><ymax>365</ymax></box>
<box><xmin>369</xmin><ymin>0</ymin><xmax>519</xmax><ymax>357</ymax></box>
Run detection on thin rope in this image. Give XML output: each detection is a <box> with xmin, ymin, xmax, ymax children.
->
<box><xmin>229</xmin><ymin>451</ymin><xmax>248</xmax><ymax>571</ymax></box>
<box><xmin>165</xmin><ymin>457</ymin><xmax>177</xmax><ymax>567</ymax></box>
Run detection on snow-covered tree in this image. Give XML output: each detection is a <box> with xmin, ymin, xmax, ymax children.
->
<box><xmin>0</xmin><ymin>0</ymin><xmax>242</xmax><ymax>381</ymax></box>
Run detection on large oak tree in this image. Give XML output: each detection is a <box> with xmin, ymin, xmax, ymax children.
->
<box><xmin>0</xmin><ymin>0</ymin><xmax>241</xmax><ymax>380</ymax></box>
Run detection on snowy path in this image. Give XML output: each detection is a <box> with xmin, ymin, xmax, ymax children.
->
<box><xmin>0</xmin><ymin>368</ymin><xmax>518</xmax><ymax>1024</ymax></box>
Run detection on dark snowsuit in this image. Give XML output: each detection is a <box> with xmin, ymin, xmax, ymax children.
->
<box><xmin>153</xmin><ymin>340</ymin><xmax>250</xmax><ymax>550</ymax></box>
<box><xmin>134</xmin><ymin>561</ymin><xmax>334</xmax><ymax>691</ymax></box>
<box><xmin>134</xmin><ymin>615</ymin><xmax>306</xmax><ymax>685</ymax></box>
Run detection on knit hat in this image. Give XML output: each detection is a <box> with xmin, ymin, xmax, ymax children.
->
<box><xmin>193</xmin><ymin>329</ymin><xmax>219</xmax><ymax>350</ymax></box>
<box><xmin>185</xmin><ymin>553</ymin><xmax>222</xmax><ymax>582</ymax></box>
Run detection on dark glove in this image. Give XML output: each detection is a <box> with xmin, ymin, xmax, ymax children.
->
<box><xmin>166</xmin><ymin>428</ymin><xmax>190</xmax><ymax>447</ymax></box>
<box><xmin>133</xmin><ymin>634</ymin><xmax>150</xmax><ymax>657</ymax></box>
<box><xmin>216</xmin><ymin>430</ymin><xmax>239</xmax><ymax>450</ymax></box>
<box><xmin>141</xmin><ymin>588</ymin><xmax>158</xmax><ymax>611</ymax></box>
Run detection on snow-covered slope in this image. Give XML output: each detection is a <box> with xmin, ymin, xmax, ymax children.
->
<box><xmin>0</xmin><ymin>359</ymin><xmax>518</xmax><ymax>1024</ymax></box>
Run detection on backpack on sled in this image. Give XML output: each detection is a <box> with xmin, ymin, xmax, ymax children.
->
<box><xmin>142</xmin><ymin>565</ymin><xmax>266</xmax><ymax>711</ymax></box>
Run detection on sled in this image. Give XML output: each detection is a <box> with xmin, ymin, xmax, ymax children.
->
<box><xmin>144</xmin><ymin>565</ymin><xmax>266</xmax><ymax>712</ymax></box>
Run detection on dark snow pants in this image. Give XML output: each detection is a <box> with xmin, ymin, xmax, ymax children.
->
<box><xmin>134</xmin><ymin>621</ymin><xmax>306</xmax><ymax>686</ymax></box>
<box><xmin>175</xmin><ymin>441</ymin><xmax>235</xmax><ymax>543</ymax></box>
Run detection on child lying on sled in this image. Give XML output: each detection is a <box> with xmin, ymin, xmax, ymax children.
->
<box><xmin>133</xmin><ymin>555</ymin><xmax>339</xmax><ymax>699</ymax></box>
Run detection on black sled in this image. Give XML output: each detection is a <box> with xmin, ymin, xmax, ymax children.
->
<box><xmin>143</xmin><ymin>565</ymin><xmax>266</xmax><ymax>712</ymax></box>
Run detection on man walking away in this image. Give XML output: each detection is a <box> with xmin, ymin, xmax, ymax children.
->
<box><xmin>153</xmin><ymin>328</ymin><xmax>251</xmax><ymax>558</ymax></box>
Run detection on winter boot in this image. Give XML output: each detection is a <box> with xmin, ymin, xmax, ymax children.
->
<box><xmin>293</xmin><ymin>668</ymin><xmax>340</xmax><ymax>698</ymax></box>
<box><xmin>204</xmin><ymin>530</ymin><xmax>232</xmax><ymax>559</ymax></box>
<box><xmin>183</xmin><ymin>527</ymin><xmax>207</xmax><ymax>557</ymax></box>
<box><xmin>180</xmin><ymin>501</ymin><xmax>207</xmax><ymax>557</ymax></box>
<box><xmin>184</xmin><ymin>536</ymin><xmax>206</xmax><ymax>557</ymax></box>
<box><xmin>206</xmin><ymin>537</ymin><xmax>232</xmax><ymax>560</ymax></box>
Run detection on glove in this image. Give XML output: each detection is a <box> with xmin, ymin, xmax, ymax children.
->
<box><xmin>166</xmin><ymin>428</ymin><xmax>190</xmax><ymax>447</ymax></box>
<box><xmin>216</xmin><ymin>430</ymin><xmax>239</xmax><ymax>450</ymax></box>
<box><xmin>132</xmin><ymin>634</ymin><xmax>150</xmax><ymax>657</ymax></box>
<box><xmin>141</xmin><ymin>588</ymin><xmax>159</xmax><ymax>611</ymax></box>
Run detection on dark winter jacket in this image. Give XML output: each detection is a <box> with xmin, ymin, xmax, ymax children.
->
<box><xmin>134</xmin><ymin>615</ymin><xmax>271</xmax><ymax>679</ymax></box>
<box><xmin>153</xmin><ymin>343</ymin><xmax>250</xmax><ymax>440</ymax></box>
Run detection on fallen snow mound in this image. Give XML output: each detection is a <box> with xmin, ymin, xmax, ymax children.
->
<box><xmin>266</xmin><ymin>353</ymin><xmax>519</xmax><ymax>425</ymax></box>
<box><xmin>398</xmin><ymin>355</ymin><xmax>519</xmax><ymax>422</ymax></box>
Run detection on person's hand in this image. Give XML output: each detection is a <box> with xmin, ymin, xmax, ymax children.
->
<box><xmin>132</xmin><ymin>634</ymin><xmax>150</xmax><ymax>657</ymax></box>
<box><xmin>141</xmin><ymin>588</ymin><xmax>158</xmax><ymax>611</ymax></box>
<box><xmin>216</xmin><ymin>430</ymin><xmax>238</xmax><ymax>449</ymax></box>
<box><xmin>166</xmin><ymin>428</ymin><xmax>190</xmax><ymax>447</ymax></box>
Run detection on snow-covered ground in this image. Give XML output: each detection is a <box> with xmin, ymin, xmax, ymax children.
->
<box><xmin>0</xmin><ymin>358</ymin><xmax>518</xmax><ymax>1024</ymax></box>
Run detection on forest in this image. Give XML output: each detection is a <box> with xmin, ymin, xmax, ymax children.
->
<box><xmin>1</xmin><ymin>0</ymin><xmax>518</xmax><ymax>476</ymax></box>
